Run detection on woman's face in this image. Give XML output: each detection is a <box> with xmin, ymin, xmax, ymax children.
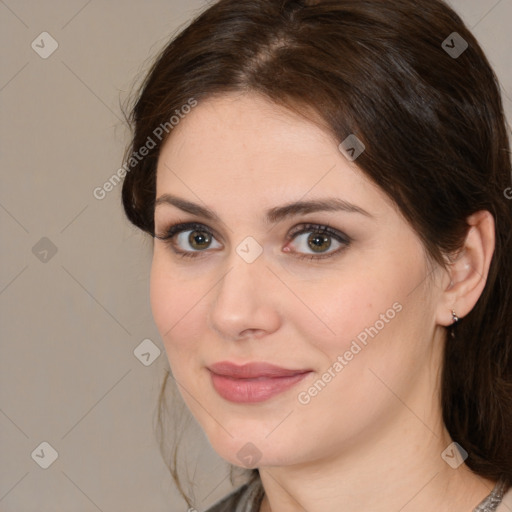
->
<box><xmin>151</xmin><ymin>92</ymin><xmax>446</xmax><ymax>469</ymax></box>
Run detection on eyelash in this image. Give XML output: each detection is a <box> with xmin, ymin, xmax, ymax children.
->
<box><xmin>154</xmin><ymin>222</ymin><xmax>352</xmax><ymax>261</ymax></box>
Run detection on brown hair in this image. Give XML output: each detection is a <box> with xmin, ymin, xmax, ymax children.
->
<box><xmin>121</xmin><ymin>0</ymin><xmax>512</xmax><ymax>504</ymax></box>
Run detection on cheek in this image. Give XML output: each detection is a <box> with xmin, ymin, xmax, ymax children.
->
<box><xmin>291</xmin><ymin>264</ymin><xmax>407</xmax><ymax>355</ymax></box>
<box><xmin>149</xmin><ymin>253</ymin><xmax>204</xmax><ymax>363</ymax></box>
<box><xmin>292</xmin><ymin>245</ymin><xmax>428</xmax><ymax>379</ymax></box>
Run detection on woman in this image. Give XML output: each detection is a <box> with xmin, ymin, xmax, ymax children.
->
<box><xmin>121</xmin><ymin>0</ymin><xmax>512</xmax><ymax>510</ymax></box>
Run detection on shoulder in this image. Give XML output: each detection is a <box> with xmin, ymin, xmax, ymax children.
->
<box><xmin>497</xmin><ymin>485</ymin><xmax>512</xmax><ymax>511</ymax></box>
<box><xmin>203</xmin><ymin>478</ymin><xmax>264</xmax><ymax>512</ymax></box>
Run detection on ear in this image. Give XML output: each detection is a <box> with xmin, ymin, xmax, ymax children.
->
<box><xmin>435</xmin><ymin>210</ymin><xmax>495</xmax><ymax>327</ymax></box>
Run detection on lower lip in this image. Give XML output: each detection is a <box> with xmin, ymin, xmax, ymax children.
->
<box><xmin>209</xmin><ymin>371</ymin><xmax>311</xmax><ymax>403</ymax></box>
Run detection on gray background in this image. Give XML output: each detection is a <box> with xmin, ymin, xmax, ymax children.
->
<box><xmin>1</xmin><ymin>1</ymin><xmax>511</xmax><ymax>511</ymax></box>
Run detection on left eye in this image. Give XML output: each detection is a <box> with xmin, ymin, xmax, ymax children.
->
<box><xmin>286</xmin><ymin>225</ymin><xmax>349</xmax><ymax>258</ymax></box>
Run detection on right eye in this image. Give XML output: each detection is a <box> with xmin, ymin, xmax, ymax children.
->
<box><xmin>155</xmin><ymin>222</ymin><xmax>222</xmax><ymax>258</ymax></box>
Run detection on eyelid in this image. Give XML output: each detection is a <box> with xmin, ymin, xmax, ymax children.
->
<box><xmin>286</xmin><ymin>223</ymin><xmax>351</xmax><ymax>243</ymax></box>
<box><xmin>155</xmin><ymin>221</ymin><xmax>221</xmax><ymax>242</ymax></box>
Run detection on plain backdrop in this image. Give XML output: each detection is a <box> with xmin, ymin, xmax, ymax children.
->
<box><xmin>1</xmin><ymin>1</ymin><xmax>511</xmax><ymax>511</ymax></box>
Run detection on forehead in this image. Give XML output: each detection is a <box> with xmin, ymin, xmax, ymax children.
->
<box><xmin>160</xmin><ymin>93</ymin><xmax>334</xmax><ymax>167</ymax></box>
<box><xmin>155</xmin><ymin>92</ymin><xmax>392</xmax><ymax>218</ymax></box>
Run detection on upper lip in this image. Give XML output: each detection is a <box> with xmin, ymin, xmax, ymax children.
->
<box><xmin>208</xmin><ymin>361</ymin><xmax>311</xmax><ymax>379</ymax></box>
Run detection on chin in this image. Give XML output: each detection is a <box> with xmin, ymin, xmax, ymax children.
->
<box><xmin>201</xmin><ymin>422</ymin><xmax>306</xmax><ymax>470</ymax></box>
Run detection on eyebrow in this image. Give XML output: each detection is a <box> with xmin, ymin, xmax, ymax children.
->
<box><xmin>154</xmin><ymin>193</ymin><xmax>373</xmax><ymax>223</ymax></box>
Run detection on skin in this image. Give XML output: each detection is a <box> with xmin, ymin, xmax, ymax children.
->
<box><xmin>150</xmin><ymin>92</ymin><xmax>497</xmax><ymax>512</ymax></box>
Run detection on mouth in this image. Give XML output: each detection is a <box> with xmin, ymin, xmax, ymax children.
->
<box><xmin>208</xmin><ymin>361</ymin><xmax>312</xmax><ymax>403</ymax></box>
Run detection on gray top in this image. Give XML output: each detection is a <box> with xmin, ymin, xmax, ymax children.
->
<box><xmin>204</xmin><ymin>477</ymin><xmax>511</xmax><ymax>512</ymax></box>
<box><xmin>204</xmin><ymin>478</ymin><xmax>263</xmax><ymax>512</ymax></box>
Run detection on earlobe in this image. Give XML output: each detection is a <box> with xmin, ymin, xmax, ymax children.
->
<box><xmin>436</xmin><ymin>210</ymin><xmax>495</xmax><ymax>327</ymax></box>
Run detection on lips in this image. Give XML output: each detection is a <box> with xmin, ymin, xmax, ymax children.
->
<box><xmin>208</xmin><ymin>361</ymin><xmax>312</xmax><ymax>403</ymax></box>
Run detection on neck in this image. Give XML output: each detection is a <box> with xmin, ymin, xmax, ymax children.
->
<box><xmin>257</xmin><ymin>405</ymin><xmax>496</xmax><ymax>512</ymax></box>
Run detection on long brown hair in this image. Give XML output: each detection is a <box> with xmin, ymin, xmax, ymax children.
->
<box><xmin>121</xmin><ymin>0</ymin><xmax>512</xmax><ymax>504</ymax></box>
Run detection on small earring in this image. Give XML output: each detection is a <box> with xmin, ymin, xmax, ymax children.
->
<box><xmin>450</xmin><ymin>310</ymin><xmax>459</xmax><ymax>339</ymax></box>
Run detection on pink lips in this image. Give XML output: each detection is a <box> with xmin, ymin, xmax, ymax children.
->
<box><xmin>208</xmin><ymin>361</ymin><xmax>312</xmax><ymax>403</ymax></box>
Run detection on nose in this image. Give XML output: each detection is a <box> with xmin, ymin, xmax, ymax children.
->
<box><xmin>207</xmin><ymin>251</ymin><xmax>281</xmax><ymax>341</ymax></box>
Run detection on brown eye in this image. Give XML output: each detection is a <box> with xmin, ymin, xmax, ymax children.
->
<box><xmin>307</xmin><ymin>233</ymin><xmax>332</xmax><ymax>253</ymax></box>
<box><xmin>157</xmin><ymin>223</ymin><xmax>222</xmax><ymax>256</ymax></box>
<box><xmin>286</xmin><ymin>223</ymin><xmax>351</xmax><ymax>260</ymax></box>
<box><xmin>189</xmin><ymin>230</ymin><xmax>212</xmax><ymax>250</ymax></box>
